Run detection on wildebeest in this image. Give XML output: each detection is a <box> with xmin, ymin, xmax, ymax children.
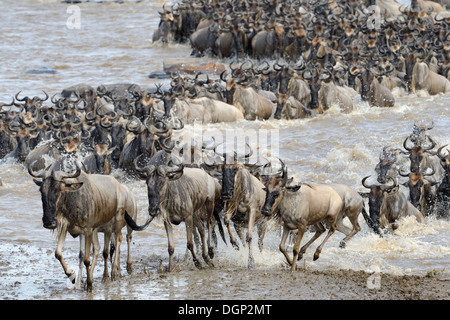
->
<box><xmin>317</xmin><ymin>69</ymin><xmax>355</xmax><ymax>113</ymax></box>
<box><xmin>261</xmin><ymin>160</ymin><xmax>344</xmax><ymax>271</ymax></box>
<box><xmin>188</xmin><ymin>97</ymin><xmax>244</xmax><ymax>123</ymax></box>
<box><xmin>274</xmin><ymin>95</ymin><xmax>314</xmax><ymax>120</ymax></box>
<box><xmin>61</xmin><ymin>84</ymin><xmax>97</xmax><ymax>112</ymax></box>
<box><xmin>29</xmin><ymin>158</ymin><xmax>141</xmax><ymax>291</ymax></box>
<box><xmin>152</xmin><ymin>6</ymin><xmax>175</xmax><ymax>45</ymax></box>
<box><xmin>205</xmin><ymin>144</ymin><xmax>268</xmax><ymax>269</ymax></box>
<box><xmin>189</xmin><ymin>23</ymin><xmax>218</xmax><ymax>57</ymax></box>
<box><xmin>132</xmin><ymin>150</ymin><xmax>220</xmax><ymax>271</ymax></box>
<box><xmin>361</xmin><ymin>176</ymin><xmax>424</xmax><ymax>235</ymax></box>
<box><xmin>399</xmin><ymin>169</ymin><xmax>439</xmax><ymax>216</ymax></box>
<box><xmin>411</xmin><ymin>61</ymin><xmax>450</xmax><ymax>95</ymax></box>
<box><xmin>374</xmin><ymin>146</ymin><xmax>409</xmax><ymax>184</ymax></box>
<box><xmin>118</xmin><ymin>116</ymin><xmax>173</xmax><ymax>174</ymax></box>
<box><xmin>359</xmin><ymin>67</ymin><xmax>395</xmax><ymax>108</ymax></box>
<box><xmin>222</xmin><ymin>74</ymin><xmax>274</xmax><ymax>120</ymax></box>
<box><xmin>435</xmin><ymin>145</ymin><xmax>450</xmax><ymax>217</ymax></box>
<box><xmin>402</xmin><ymin>136</ymin><xmax>444</xmax><ymax>183</ymax></box>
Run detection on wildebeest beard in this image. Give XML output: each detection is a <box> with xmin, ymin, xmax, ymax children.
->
<box><xmin>221</xmin><ymin>165</ymin><xmax>237</xmax><ymax>200</ymax></box>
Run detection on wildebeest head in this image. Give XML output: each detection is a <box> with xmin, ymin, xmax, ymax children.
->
<box><xmin>216</xmin><ymin>144</ymin><xmax>254</xmax><ymax>201</ymax></box>
<box><xmin>437</xmin><ymin>145</ymin><xmax>450</xmax><ymax>171</ymax></box>
<box><xmin>303</xmin><ymin>68</ymin><xmax>321</xmax><ymax>109</ymax></box>
<box><xmin>8</xmin><ymin>121</ymin><xmax>39</xmax><ymax>162</ymax></box>
<box><xmin>14</xmin><ymin>90</ymin><xmax>48</xmax><ymax>113</ymax></box>
<box><xmin>375</xmin><ymin>146</ymin><xmax>403</xmax><ymax>184</ymax></box>
<box><xmin>254</xmin><ymin>61</ymin><xmax>278</xmax><ymax>93</ymax></box>
<box><xmin>157</xmin><ymin>84</ymin><xmax>185</xmax><ymax>118</ymax></box>
<box><xmin>361</xmin><ymin>176</ymin><xmax>398</xmax><ymax>234</ymax></box>
<box><xmin>359</xmin><ymin>67</ymin><xmax>374</xmax><ymax>101</ymax></box>
<box><xmin>404</xmin><ymin>53</ymin><xmax>416</xmax><ymax>92</ymax></box>
<box><xmin>29</xmin><ymin>159</ymin><xmax>82</xmax><ymax>229</ymax></box>
<box><xmin>408</xmin><ymin>121</ymin><xmax>434</xmax><ymax>147</ymax></box>
<box><xmin>261</xmin><ymin>159</ymin><xmax>300</xmax><ymax>216</ymax></box>
<box><xmin>399</xmin><ymin>169</ymin><xmax>437</xmax><ymax>214</ymax></box>
<box><xmin>134</xmin><ymin>151</ymin><xmax>184</xmax><ymax>219</ymax></box>
<box><xmin>403</xmin><ymin>136</ymin><xmax>436</xmax><ymax>173</ymax></box>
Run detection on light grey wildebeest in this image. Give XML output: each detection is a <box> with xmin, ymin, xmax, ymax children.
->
<box><xmin>130</xmin><ymin>150</ymin><xmax>221</xmax><ymax>272</ymax></box>
<box><xmin>29</xmin><ymin>158</ymin><xmax>140</xmax><ymax>292</ymax></box>
<box><xmin>261</xmin><ymin>160</ymin><xmax>344</xmax><ymax>271</ymax></box>
<box><xmin>204</xmin><ymin>145</ymin><xmax>269</xmax><ymax>269</ymax></box>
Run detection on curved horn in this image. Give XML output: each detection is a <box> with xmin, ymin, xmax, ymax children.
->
<box><xmin>28</xmin><ymin>161</ymin><xmax>52</xmax><ymax>179</ymax></box>
<box><xmin>362</xmin><ymin>176</ymin><xmax>374</xmax><ymax>189</ymax></box>
<box><xmin>53</xmin><ymin>164</ymin><xmax>82</xmax><ymax>181</ymax></box>
<box><xmin>437</xmin><ymin>144</ymin><xmax>449</xmax><ymax>161</ymax></box>
<box><xmin>15</xmin><ymin>91</ymin><xmax>27</xmax><ymax>102</ymax></box>
<box><xmin>380</xmin><ymin>177</ymin><xmax>397</xmax><ymax>191</ymax></box>
<box><xmin>403</xmin><ymin>136</ymin><xmax>413</xmax><ymax>152</ymax></box>
<box><xmin>279</xmin><ymin>158</ymin><xmax>288</xmax><ymax>186</ymax></box>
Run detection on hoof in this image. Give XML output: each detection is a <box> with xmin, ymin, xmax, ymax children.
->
<box><xmin>339</xmin><ymin>241</ymin><xmax>346</xmax><ymax>249</ymax></box>
<box><xmin>208</xmin><ymin>247</ymin><xmax>214</xmax><ymax>260</ymax></box>
<box><xmin>126</xmin><ymin>264</ymin><xmax>133</xmax><ymax>275</ymax></box>
<box><xmin>313</xmin><ymin>251</ymin><xmax>321</xmax><ymax>261</ymax></box>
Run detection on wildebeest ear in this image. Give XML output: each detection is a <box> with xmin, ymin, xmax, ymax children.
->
<box><xmin>166</xmin><ymin>171</ymin><xmax>183</xmax><ymax>181</ymax></box>
<box><xmin>386</xmin><ymin>186</ymin><xmax>399</xmax><ymax>194</ymax></box>
<box><xmin>33</xmin><ymin>179</ymin><xmax>42</xmax><ymax>187</ymax></box>
<box><xmin>358</xmin><ymin>192</ymin><xmax>369</xmax><ymax>198</ymax></box>
<box><xmin>64</xmin><ymin>182</ymin><xmax>84</xmax><ymax>191</ymax></box>
<box><xmin>286</xmin><ymin>184</ymin><xmax>301</xmax><ymax>192</ymax></box>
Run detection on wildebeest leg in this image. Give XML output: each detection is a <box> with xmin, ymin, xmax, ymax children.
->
<box><xmin>185</xmin><ymin>215</ymin><xmax>202</xmax><ymax>269</ymax></box>
<box><xmin>102</xmin><ymin>231</ymin><xmax>112</xmax><ymax>281</ymax></box>
<box><xmin>206</xmin><ymin>200</ymin><xmax>216</xmax><ymax>259</ymax></box>
<box><xmin>313</xmin><ymin>222</ymin><xmax>337</xmax><ymax>261</ymax></box>
<box><xmin>126</xmin><ymin>225</ymin><xmax>133</xmax><ymax>274</ymax></box>
<box><xmin>55</xmin><ymin>224</ymin><xmax>76</xmax><ymax>283</ymax></box>
<box><xmin>234</xmin><ymin>224</ymin><xmax>246</xmax><ymax>247</ymax></box>
<box><xmin>279</xmin><ymin>225</ymin><xmax>294</xmax><ymax>267</ymax></box>
<box><xmin>257</xmin><ymin>220</ymin><xmax>267</xmax><ymax>252</ymax></box>
<box><xmin>335</xmin><ymin>216</ymin><xmax>352</xmax><ymax>236</ymax></box>
<box><xmin>194</xmin><ymin>214</ymin><xmax>214</xmax><ymax>267</ymax></box>
<box><xmin>111</xmin><ymin>228</ymin><xmax>122</xmax><ymax>281</ymax></box>
<box><xmin>297</xmin><ymin>223</ymin><xmax>325</xmax><ymax>261</ymax></box>
<box><xmin>224</xmin><ymin>212</ymin><xmax>239</xmax><ymax>250</ymax></box>
<box><xmin>76</xmin><ymin>235</ymin><xmax>85</xmax><ymax>289</ymax></box>
<box><xmin>83</xmin><ymin>230</ymin><xmax>94</xmax><ymax>292</ymax></box>
<box><xmin>164</xmin><ymin>220</ymin><xmax>175</xmax><ymax>272</ymax></box>
<box><xmin>339</xmin><ymin>213</ymin><xmax>361</xmax><ymax>248</ymax></box>
<box><xmin>89</xmin><ymin>229</ymin><xmax>101</xmax><ymax>281</ymax></box>
<box><xmin>247</xmin><ymin>214</ymin><xmax>256</xmax><ymax>269</ymax></box>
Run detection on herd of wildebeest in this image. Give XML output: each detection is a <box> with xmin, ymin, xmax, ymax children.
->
<box><xmin>0</xmin><ymin>0</ymin><xmax>449</xmax><ymax>291</ymax></box>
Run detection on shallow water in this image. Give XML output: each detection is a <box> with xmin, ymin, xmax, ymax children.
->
<box><xmin>0</xmin><ymin>0</ymin><xmax>449</xmax><ymax>300</ymax></box>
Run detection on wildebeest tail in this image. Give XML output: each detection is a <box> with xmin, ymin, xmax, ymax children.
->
<box><xmin>125</xmin><ymin>211</ymin><xmax>153</xmax><ymax>231</ymax></box>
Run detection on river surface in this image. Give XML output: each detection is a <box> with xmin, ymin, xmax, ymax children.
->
<box><xmin>0</xmin><ymin>0</ymin><xmax>449</xmax><ymax>300</ymax></box>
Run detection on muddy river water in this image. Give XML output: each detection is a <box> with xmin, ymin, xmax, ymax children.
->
<box><xmin>0</xmin><ymin>0</ymin><xmax>449</xmax><ymax>300</ymax></box>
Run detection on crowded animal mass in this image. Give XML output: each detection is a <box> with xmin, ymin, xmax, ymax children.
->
<box><xmin>0</xmin><ymin>0</ymin><xmax>449</xmax><ymax>299</ymax></box>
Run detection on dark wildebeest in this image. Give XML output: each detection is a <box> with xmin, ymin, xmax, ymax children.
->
<box><xmin>361</xmin><ymin>176</ymin><xmax>424</xmax><ymax>235</ymax></box>
<box><xmin>399</xmin><ymin>169</ymin><xmax>439</xmax><ymax>216</ymax></box>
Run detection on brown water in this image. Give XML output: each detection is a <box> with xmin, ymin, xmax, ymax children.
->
<box><xmin>0</xmin><ymin>0</ymin><xmax>449</xmax><ymax>300</ymax></box>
